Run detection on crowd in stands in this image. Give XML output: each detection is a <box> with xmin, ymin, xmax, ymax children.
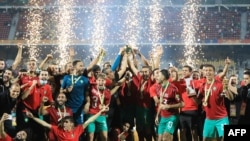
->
<box><xmin>0</xmin><ymin>10</ymin><xmax>11</xmax><ymax>39</ymax></box>
<box><xmin>0</xmin><ymin>7</ymin><xmax>250</xmax><ymax>41</ymax></box>
<box><xmin>198</xmin><ymin>8</ymin><xmax>241</xmax><ymax>40</ymax></box>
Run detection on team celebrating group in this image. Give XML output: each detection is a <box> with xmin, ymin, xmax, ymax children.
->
<box><xmin>0</xmin><ymin>45</ymin><xmax>250</xmax><ymax>141</ymax></box>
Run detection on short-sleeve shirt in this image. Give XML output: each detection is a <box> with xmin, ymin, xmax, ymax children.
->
<box><xmin>61</xmin><ymin>74</ymin><xmax>89</xmax><ymax>112</ymax></box>
<box><xmin>0</xmin><ymin>134</ymin><xmax>13</xmax><ymax>141</ymax></box>
<box><xmin>172</xmin><ymin>79</ymin><xmax>198</xmax><ymax>111</ymax></box>
<box><xmin>20</xmin><ymin>74</ymin><xmax>39</xmax><ymax>90</ymax></box>
<box><xmin>198</xmin><ymin>79</ymin><xmax>228</xmax><ymax>119</ymax></box>
<box><xmin>23</xmin><ymin>83</ymin><xmax>53</xmax><ymax>111</ymax></box>
<box><xmin>151</xmin><ymin>83</ymin><xmax>181</xmax><ymax>117</ymax></box>
<box><xmin>88</xmin><ymin>86</ymin><xmax>111</xmax><ymax>115</ymax></box>
<box><xmin>51</xmin><ymin>125</ymin><xmax>84</xmax><ymax>141</ymax></box>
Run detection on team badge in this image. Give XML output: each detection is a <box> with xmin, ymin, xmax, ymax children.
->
<box><xmin>213</xmin><ymin>87</ymin><xmax>217</xmax><ymax>91</ymax></box>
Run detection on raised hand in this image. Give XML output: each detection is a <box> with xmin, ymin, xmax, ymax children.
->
<box><xmin>225</xmin><ymin>57</ymin><xmax>231</xmax><ymax>65</ymax></box>
<box><xmin>0</xmin><ymin>113</ymin><xmax>9</xmax><ymax>122</ymax></box>
<box><xmin>46</xmin><ymin>54</ymin><xmax>53</xmax><ymax>60</ymax></box>
<box><xmin>17</xmin><ymin>43</ymin><xmax>23</xmax><ymax>49</ymax></box>
<box><xmin>32</xmin><ymin>80</ymin><xmax>38</xmax><ymax>86</ymax></box>
<box><xmin>69</xmin><ymin>47</ymin><xmax>76</xmax><ymax>57</ymax></box>
<box><xmin>156</xmin><ymin>45</ymin><xmax>163</xmax><ymax>56</ymax></box>
<box><xmin>100</xmin><ymin>104</ymin><xmax>109</xmax><ymax>112</ymax></box>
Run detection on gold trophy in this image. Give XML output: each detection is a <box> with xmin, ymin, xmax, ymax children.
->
<box><xmin>222</xmin><ymin>78</ymin><xmax>229</xmax><ymax>91</ymax></box>
<box><xmin>221</xmin><ymin>78</ymin><xmax>229</xmax><ymax>97</ymax></box>
<box><xmin>97</xmin><ymin>48</ymin><xmax>106</xmax><ymax>65</ymax></box>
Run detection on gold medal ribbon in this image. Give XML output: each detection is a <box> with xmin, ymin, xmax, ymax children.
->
<box><xmin>71</xmin><ymin>75</ymin><xmax>81</xmax><ymax>85</ymax></box>
<box><xmin>58</xmin><ymin>106</ymin><xmax>66</xmax><ymax>121</ymax></box>
<box><xmin>203</xmin><ymin>79</ymin><xmax>215</xmax><ymax>106</ymax></box>
<box><xmin>159</xmin><ymin>82</ymin><xmax>169</xmax><ymax>104</ymax></box>
<box><xmin>97</xmin><ymin>89</ymin><xmax>105</xmax><ymax>106</ymax></box>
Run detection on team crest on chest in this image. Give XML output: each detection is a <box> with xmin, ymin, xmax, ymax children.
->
<box><xmin>213</xmin><ymin>86</ymin><xmax>217</xmax><ymax>91</ymax></box>
<box><xmin>91</xmin><ymin>89</ymin><xmax>97</xmax><ymax>94</ymax></box>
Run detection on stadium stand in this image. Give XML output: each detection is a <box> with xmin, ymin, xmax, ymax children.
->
<box><xmin>9</xmin><ymin>6</ymin><xmax>248</xmax><ymax>42</ymax></box>
<box><xmin>0</xmin><ymin>0</ymin><xmax>250</xmax><ymax>42</ymax></box>
<box><xmin>0</xmin><ymin>10</ymin><xmax>11</xmax><ymax>39</ymax></box>
<box><xmin>198</xmin><ymin>8</ymin><xmax>241</xmax><ymax>40</ymax></box>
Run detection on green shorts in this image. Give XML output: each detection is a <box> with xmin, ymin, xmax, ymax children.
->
<box><xmin>158</xmin><ymin>115</ymin><xmax>179</xmax><ymax>135</ymax></box>
<box><xmin>86</xmin><ymin>114</ymin><xmax>108</xmax><ymax>133</ymax></box>
<box><xmin>135</xmin><ymin>106</ymin><xmax>154</xmax><ymax>130</ymax></box>
<box><xmin>203</xmin><ymin>116</ymin><xmax>229</xmax><ymax>138</ymax></box>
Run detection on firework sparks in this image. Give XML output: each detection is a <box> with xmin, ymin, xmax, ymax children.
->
<box><xmin>55</xmin><ymin>0</ymin><xmax>75</xmax><ymax>66</ymax></box>
<box><xmin>148</xmin><ymin>0</ymin><xmax>163</xmax><ymax>51</ymax></box>
<box><xmin>24</xmin><ymin>0</ymin><xmax>43</xmax><ymax>59</ymax></box>
<box><xmin>91</xmin><ymin>0</ymin><xmax>107</xmax><ymax>59</ymax></box>
<box><xmin>181</xmin><ymin>0</ymin><xmax>202</xmax><ymax>67</ymax></box>
<box><xmin>123</xmin><ymin>0</ymin><xmax>140</xmax><ymax>47</ymax></box>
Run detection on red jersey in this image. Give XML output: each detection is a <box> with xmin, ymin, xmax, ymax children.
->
<box><xmin>88</xmin><ymin>76</ymin><xmax>97</xmax><ymax>85</ymax></box>
<box><xmin>0</xmin><ymin>134</ymin><xmax>12</xmax><ymax>141</ymax></box>
<box><xmin>51</xmin><ymin>125</ymin><xmax>84</xmax><ymax>141</ymax></box>
<box><xmin>46</xmin><ymin>106</ymin><xmax>73</xmax><ymax>141</ymax></box>
<box><xmin>23</xmin><ymin>83</ymin><xmax>53</xmax><ymax>111</ymax></box>
<box><xmin>198</xmin><ymin>79</ymin><xmax>228</xmax><ymax>119</ymax></box>
<box><xmin>89</xmin><ymin>86</ymin><xmax>111</xmax><ymax>115</ymax></box>
<box><xmin>132</xmin><ymin>73</ymin><xmax>154</xmax><ymax>108</ymax></box>
<box><xmin>172</xmin><ymin>79</ymin><xmax>198</xmax><ymax>111</ymax></box>
<box><xmin>149</xmin><ymin>83</ymin><xmax>158</xmax><ymax>98</ymax></box>
<box><xmin>150</xmin><ymin>82</ymin><xmax>181</xmax><ymax>117</ymax></box>
<box><xmin>20</xmin><ymin>74</ymin><xmax>39</xmax><ymax>90</ymax></box>
<box><xmin>149</xmin><ymin>83</ymin><xmax>160</xmax><ymax>112</ymax></box>
<box><xmin>215</xmin><ymin>75</ymin><xmax>224</xmax><ymax>82</ymax></box>
<box><xmin>46</xmin><ymin>106</ymin><xmax>73</xmax><ymax>125</ymax></box>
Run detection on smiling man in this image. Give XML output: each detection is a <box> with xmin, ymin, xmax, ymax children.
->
<box><xmin>0</xmin><ymin>69</ymin><xmax>14</xmax><ymax>94</ymax></box>
<box><xmin>0</xmin><ymin>83</ymin><xmax>21</xmax><ymax>137</ymax></box>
